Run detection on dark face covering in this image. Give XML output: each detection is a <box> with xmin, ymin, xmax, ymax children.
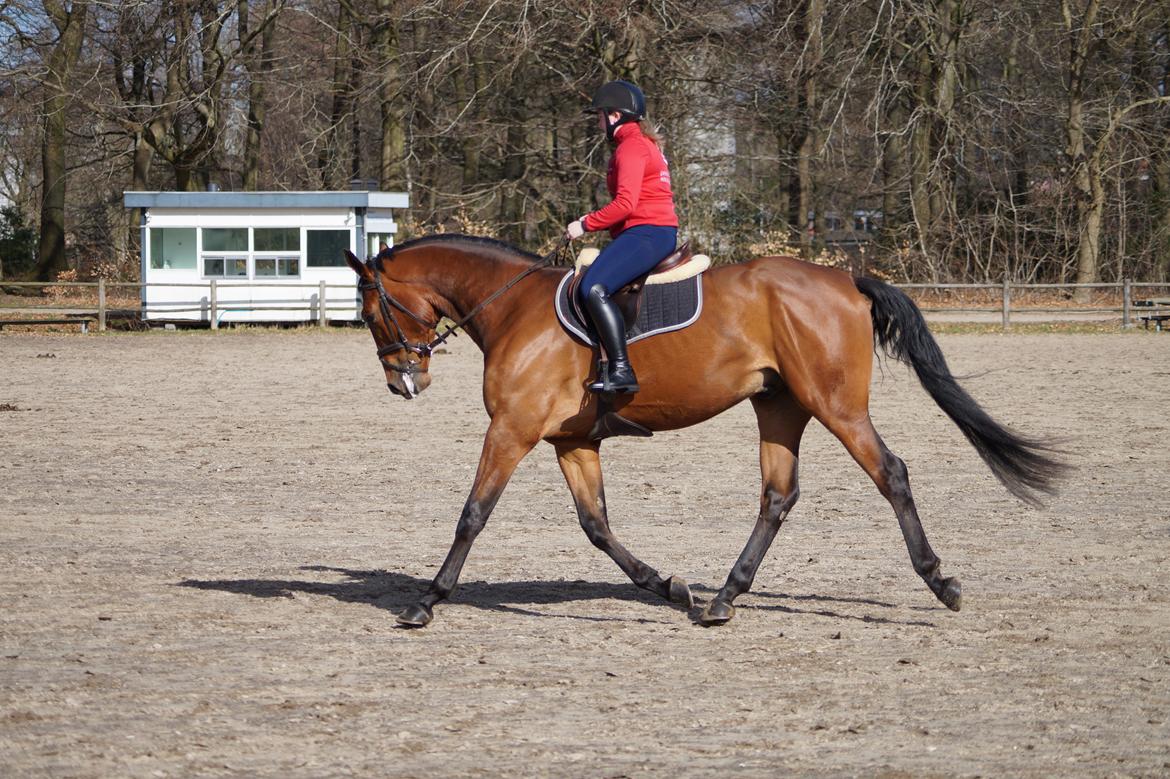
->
<box><xmin>600</xmin><ymin>110</ymin><xmax>633</xmax><ymax>142</ymax></box>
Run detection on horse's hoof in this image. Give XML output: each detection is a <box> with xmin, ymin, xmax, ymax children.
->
<box><xmin>938</xmin><ymin>577</ymin><xmax>962</xmax><ymax>612</ymax></box>
<box><xmin>699</xmin><ymin>600</ymin><xmax>735</xmax><ymax>626</ymax></box>
<box><xmin>396</xmin><ymin>603</ymin><xmax>433</xmax><ymax>628</ymax></box>
<box><xmin>667</xmin><ymin>576</ymin><xmax>694</xmax><ymax>609</ymax></box>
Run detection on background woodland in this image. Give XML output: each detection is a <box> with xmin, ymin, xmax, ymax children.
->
<box><xmin>1</xmin><ymin>0</ymin><xmax>1168</xmax><ymax>287</ymax></box>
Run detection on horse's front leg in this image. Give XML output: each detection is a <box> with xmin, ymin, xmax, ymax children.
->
<box><xmin>555</xmin><ymin>442</ymin><xmax>693</xmax><ymax>611</ymax></box>
<box><xmin>397</xmin><ymin>422</ymin><xmax>537</xmax><ymax>627</ymax></box>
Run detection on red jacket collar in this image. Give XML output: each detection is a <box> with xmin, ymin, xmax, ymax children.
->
<box><xmin>612</xmin><ymin>122</ymin><xmax>642</xmax><ymax>143</ymax></box>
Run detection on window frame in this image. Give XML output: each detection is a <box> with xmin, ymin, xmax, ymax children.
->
<box><xmin>199</xmin><ymin>227</ymin><xmax>251</xmax><ymax>279</ymax></box>
<box><xmin>252</xmin><ymin>227</ymin><xmax>303</xmax><ymax>279</ymax></box>
<box><xmin>253</xmin><ymin>255</ymin><xmax>302</xmax><ymax>279</ymax></box>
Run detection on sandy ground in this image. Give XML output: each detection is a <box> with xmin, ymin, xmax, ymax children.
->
<box><xmin>1</xmin><ymin>327</ymin><xmax>1168</xmax><ymax>778</ymax></box>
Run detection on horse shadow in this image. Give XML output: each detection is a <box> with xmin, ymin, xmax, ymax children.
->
<box><xmin>178</xmin><ymin>566</ymin><xmax>938</xmax><ymax>628</ymax></box>
<box><xmin>179</xmin><ymin>566</ymin><xmax>677</xmax><ymax>624</ymax></box>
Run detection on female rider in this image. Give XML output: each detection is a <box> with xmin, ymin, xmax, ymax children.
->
<box><xmin>564</xmin><ymin>80</ymin><xmax>679</xmax><ymax>395</ymax></box>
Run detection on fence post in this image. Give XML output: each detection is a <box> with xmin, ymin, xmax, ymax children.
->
<box><xmin>98</xmin><ymin>278</ymin><xmax>106</xmax><ymax>332</ymax></box>
<box><xmin>209</xmin><ymin>279</ymin><xmax>218</xmax><ymax>330</ymax></box>
<box><xmin>319</xmin><ymin>280</ymin><xmax>328</xmax><ymax>328</ymax></box>
<box><xmin>1122</xmin><ymin>278</ymin><xmax>1132</xmax><ymax>329</ymax></box>
<box><xmin>1001</xmin><ymin>280</ymin><xmax>1011</xmax><ymax>329</ymax></box>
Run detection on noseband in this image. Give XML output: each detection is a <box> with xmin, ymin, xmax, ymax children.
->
<box><xmin>359</xmin><ymin>239</ymin><xmax>569</xmax><ymax>374</ymax></box>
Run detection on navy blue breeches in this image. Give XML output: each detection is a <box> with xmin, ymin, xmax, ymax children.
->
<box><xmin>578</xmin><ymin>225</ymin><xmax>678</xmax><ymax>303</ymax></box>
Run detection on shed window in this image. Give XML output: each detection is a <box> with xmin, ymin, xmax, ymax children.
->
<box><xmin>306</xmin><ymin>230</ymin><xmax>350</xmax><ymax>267</ymax></box>
<box><xmin>203</xmin><ymin>228</ymin><xmax>249</xmax><ymax>252</ymax></box>
<box><xmin>255</xmin><ymin>228</ymin><xmax>301</xmax><ymax>252</ymax></box>
<box><xmin>203</xmin><ymin>257</ymin><xmax>247</xmax><ymax>277</ymax></box>
<box><xmin>149</xmin><ymin>228</ymin><xmax>196</xmax><ymax>270</ymax></box>
<box><xmin>255</xmin><ymin>257</ymin><xmax>300</xmax><ymax>277</ymax></box>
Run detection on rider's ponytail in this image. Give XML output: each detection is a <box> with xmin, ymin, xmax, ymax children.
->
<box><xmin>641</xmin><ymin>123</ymin><xmax>664</xmax><ymax>148</ymax></box>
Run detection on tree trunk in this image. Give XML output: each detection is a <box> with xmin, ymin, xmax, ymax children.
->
<box><xmin>1004</xmin><ymin>29</ymin><xmax>1028</xmax><ymax>280</ymax></box>
<box><xmin>127</xmin><ymin>131</ymin><xmax>154</xmax><ymax>254</ymax></box>
<box><xmin>499</xmin><ymin>121</ymin><xmax>527</xmax><ymax>239</ymax></box>
<box><xmin>1063</xmin><ymin>0</ymin><xmax>1102</xmax><ymax>299</ymax></box>
<box><xmin>773</xmin><ymin>129</ymin><xmax>790</xmax><ymax>235</ymax></box>
<box><xmin>35</xmin><ymin>0</ymin><xmax>88</xmax><ymax>282</ymax></box>
<box><xmin>375</xmin><ymin>0</ymin><xmax>405</xmax><ymax>189</ymax></box>
<box><xmin>1075</xmin><ymin>168</ymin><xmax>1106</xmax><ymax>290</ymax></box>
<box><xmin>410</xmin><ymin>18</ymin><xmax>435</xmax><ymax>217</ymax></box>
<box><xmin>240</xmin><ymin>0</ymin><xmax>280</xmax><ymax>191</ymax></box>
<box><xmin>1154</xmin><ymin>153</ymin><xmax>1170</xmax><ymax>281</ymax></box>
<box><xmin>348</xmin><ymin>53</ymin><xmax>362</xmax><ymax>181</ymax></box>
<box><xmin>1142</xmin><ymin>18</ymin><xmax>1170</xmax><ymax>281</ymax></box>
<box><xmin>880</xmin><ymin>96</ymin><xmax>908</xmax><ymax>246</ymax></box>
<box><xmin>319</xmin><ymin>3</ymin><xmax>354</xmax><ymax>189</ymax></box>
<box><xmin>793</xmin><ymin>0</ymin><xmax>823</xmax><ymax>258</ymax></box>
<box><xmin>908</xmin><ymin>35</ymin><xmax>935</xmax><ymax>270</ymax></box>
<box><xmin>929</xmin><ymin>0</ymin><xmax>961</xmax><ymax>231</ymax></box>
<box><xmin>459</xmin><ymin>63</ymin><xmax>485</xmax><ymax>191</ymax></box>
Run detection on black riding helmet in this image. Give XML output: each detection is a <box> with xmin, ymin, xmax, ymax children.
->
<box><xmin>590</xmin><ymin>80</ymin><xmax>646</xmax><ymax>140</ymax></box>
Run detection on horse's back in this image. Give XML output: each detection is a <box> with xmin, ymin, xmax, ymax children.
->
<box><xmin>702</xmin><ymin>255</ymin><xmax>872</xmax><ymax>339</ymax></box>
<box><xmin>699</xmin><ymin>256</ymin><xmax>878</xmax><ymax>412</ymax></box>
<box><xmin>709</xmin><ymin>254</ymin><xmax>868</xmax><ymax>305</ymax></box>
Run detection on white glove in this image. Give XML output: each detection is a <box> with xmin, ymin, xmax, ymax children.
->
<box><xmin>565</xmin><ymin>218</ymin><xmax>586</xmax><ymax>240</ymax></box>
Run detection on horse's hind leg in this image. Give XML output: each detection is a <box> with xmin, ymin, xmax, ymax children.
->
<box><xmin>700</xmin><ymin>392</ymin><xmax>809</xmax><ymax>626</ymax></box>
<box><xmin>555</xmin><ymin>443</ymin><xmax>693</xmax><ymax>610</ymax></box>
<box><xmin>827</xmin><ymin>414</ymin><xmax>962</xmax><ymax>611</ymax></box>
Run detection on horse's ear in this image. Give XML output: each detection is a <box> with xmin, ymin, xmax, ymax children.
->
<box><xmin>344</xmin><ymin>249</ymin><xmax>370</xmax><ymax>279</ymax></box>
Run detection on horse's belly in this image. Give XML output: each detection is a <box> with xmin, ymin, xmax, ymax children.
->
<box><xmin>617</xmin><ymin>366</ymin><xmax>770</xmax><ymax>432</ymax></box>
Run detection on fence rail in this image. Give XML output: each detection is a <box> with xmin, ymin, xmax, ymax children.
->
<box><xmin>0</xmin><ymin>278</ymin><xmax>360</xmax><ymax>331</ymax></box>
<box><xmin>2</xmin><ymin>278</ymin><xmax>1169</xmax><ymax>332</ymax></box>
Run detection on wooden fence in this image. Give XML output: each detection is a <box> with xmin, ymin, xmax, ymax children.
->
<box><xmin>0</xmin><ymin>279</ymin><xmax>357</xmax><ymax>331</ymax></box>
<box><xmin>1</xmin><ymin>279</ymin><xmax>1169</xmax><ymax>332</ymax></box>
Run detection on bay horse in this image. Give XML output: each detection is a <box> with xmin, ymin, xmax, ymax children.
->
<box><xmin>343</xmin><ymin>234</ymin><xmax>1065</xmax><ymax>628</ymax></box>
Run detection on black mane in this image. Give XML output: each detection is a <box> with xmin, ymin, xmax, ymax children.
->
<box><xmin>373</xmin><ymin>233</ymin><xmax>542</xmax><ymax>271</ymax></box>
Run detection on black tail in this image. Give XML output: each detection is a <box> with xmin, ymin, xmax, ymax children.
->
<box><xmin>854</xmin><ymin>276</ymin><xmax>1069</xmax><ymax>506</ymax></box>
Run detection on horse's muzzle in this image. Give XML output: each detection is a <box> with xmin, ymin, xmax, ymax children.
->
<box><xmin>387</xmin><ymin>381</ymin><xmax>413</xmax><ymax>399</ymax></box>
<box><xmin>386</xmin><ymin>370</ymin><xmax>430</xmax><ymax>399</ymax></box>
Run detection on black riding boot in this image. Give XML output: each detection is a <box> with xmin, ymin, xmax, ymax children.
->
<box><xmin>584</xmin><ymin>283</ymin><xmax>639</xmax><ymax>393</ymax></box>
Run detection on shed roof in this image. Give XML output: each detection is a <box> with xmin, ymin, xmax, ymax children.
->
<box><xmin>124</xmin><ymin>191</ymin><xmax>410</xmax><ymax>210</ymax></box>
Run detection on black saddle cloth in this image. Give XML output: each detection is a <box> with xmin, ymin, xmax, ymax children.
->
<box><xmin>554</xmin><ymin>271</ymin><xmax>703</xmax><ymax>346</ymax></box>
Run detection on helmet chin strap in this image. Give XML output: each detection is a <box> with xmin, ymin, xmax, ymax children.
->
<box><xmin>604</xmin><ymin>113</ymin><xmax>634</xmax><ymax>141</ymax></box>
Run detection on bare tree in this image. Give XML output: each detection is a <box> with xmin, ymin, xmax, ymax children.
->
<box><xmin>239</xmin><ymin>0</ymin><xmax>284</xmax><ymax>191</ymax></box>
<box><xmin>34</xmin><ymin>0</ymin><xmax>87</xmax><ymax>281</ymax></box>
<box><xmin>1062</xmin><ymin>0</ymin><xmax>1170</xmax><ymax>296</ymax></box>
<box><xmin>373</xmin><ymin>0</ymin><xmax>406</xmax><ymax>190</ymax></box>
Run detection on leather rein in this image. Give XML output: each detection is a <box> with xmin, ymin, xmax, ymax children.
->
<box><xmin>357</xmin><ymin>238</ymin><xmax>569</xmax><ymax>374</ymax></box>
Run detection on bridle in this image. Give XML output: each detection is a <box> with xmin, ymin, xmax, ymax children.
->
<box><xmin>358</xmin><ymin>238</ymin><xmax>569</xmax><ymax>375</ymax></box>
<box><xmin>358</xmin><ymin>267</ymin><xmax>440</xmax><ymax>374</ymax></box>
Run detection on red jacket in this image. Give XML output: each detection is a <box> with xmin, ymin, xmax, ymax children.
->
<box><xmin>582</xmin><ymin>122</ymin><xmax>678</xmax><ymax>237</ymax></box>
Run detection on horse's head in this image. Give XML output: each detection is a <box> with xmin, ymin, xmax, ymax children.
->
<box><xmin>346</xmin><ymin>248</ymin><xmax>439</xmax><ymax>399</ymax></box>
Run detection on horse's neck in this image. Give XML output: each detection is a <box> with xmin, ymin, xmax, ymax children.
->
<box><xmin>399</xmin><ymin>243</ymin><xmax>537</xmax><ymax>348</ymax></box>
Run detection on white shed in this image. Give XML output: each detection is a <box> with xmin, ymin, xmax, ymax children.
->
<box><xmin>124</xmin><ymin>190</ymin><xmax>409</xmax><ymax>324</ymax></box>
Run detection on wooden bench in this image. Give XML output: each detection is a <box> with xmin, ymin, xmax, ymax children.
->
<box><xmin>1133</xmin><ymin>298</ymin><xmax>1170</xmax><ymax>331</ymax></box>
<box><xmin>0</xmin><ymin>317</ymin><xmax>95</xmax><ymax>334</ymax></box>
